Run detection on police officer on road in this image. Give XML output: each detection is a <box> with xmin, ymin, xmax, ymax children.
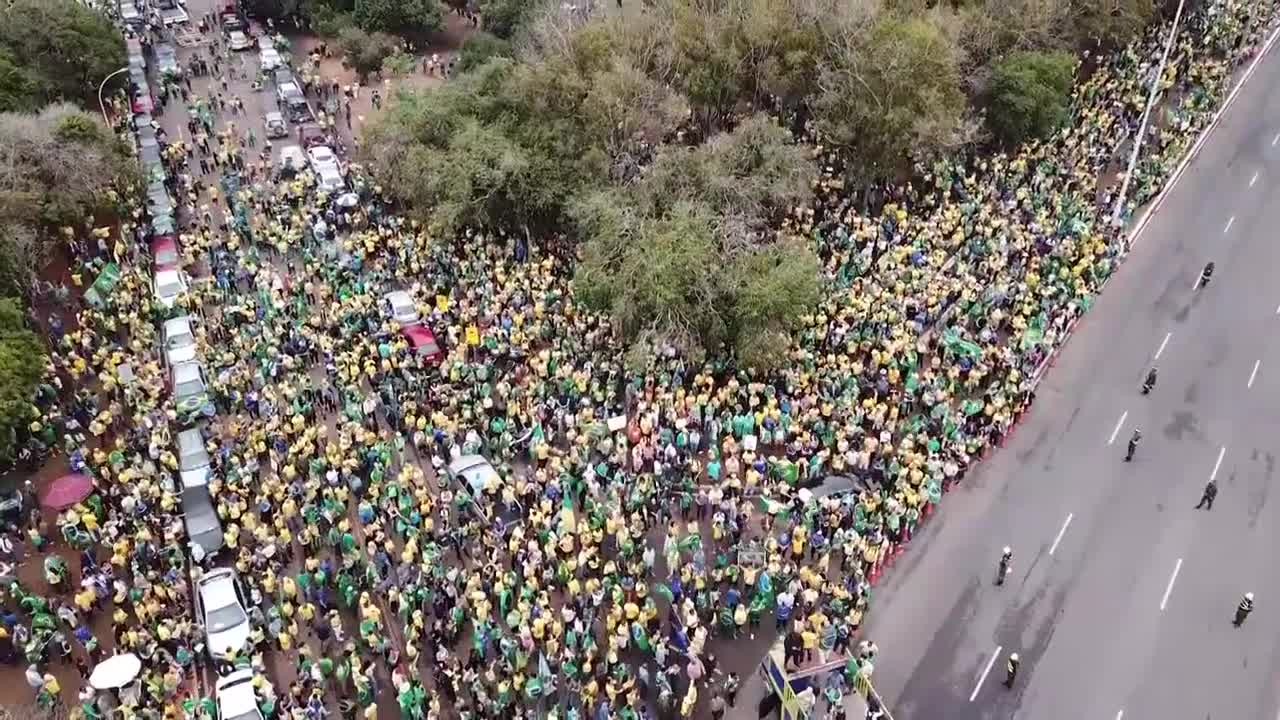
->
<box><xmin>1004</xmin><ymin>653</ymin><xmax>1020</xmax><ymax>688</ymax></box>
<box><xmin>1234</xmin><ymin>593</ymin><xmax>1255</xmax><ymax>627</ymax></box>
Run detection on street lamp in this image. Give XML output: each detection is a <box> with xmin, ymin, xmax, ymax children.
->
<box><xmin>98</xmin><ymin>66</ymin><xmax>129</xmax><ymax>125</ymax></box>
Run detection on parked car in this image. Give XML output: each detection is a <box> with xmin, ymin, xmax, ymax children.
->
<box><xmin>119</xmin><ymin>2</ymin><xmax>144</xmax><ymax>27</ymax></box>
<box><xmin>171</xmin><ymin>361</ymin><xmax>209</xmax><ymax>417</ymax></box>
<box><xmin>153</xmin><ymin>268</ymin><xmax>189</xmax><ymax>309</ymax></box>
<box><xmin>227</xmin><ymin>30</ymin><xmax>251</xmax><ymax>50</ymax></box>
<box><xmin>380</xmin><ymin>290</ymin><xmax>419</xmax><ymax>325</ymax></box>
<box><xmin>258</xmin><ymin>47</ymin><xmax>282</xmax><ymax>71</ymax></box>
<box><xmin>446</xmin><ymin>455</ymin><xmax>523</xmax><ymax>535</ymax></box>
<box><xmin>182</xmin><ymin>487</ymin><xmax>224</xmax><ymax>558</ymax></box>
<box><xmin>306</xmin><ymin>145</ymin><xmax>340</xmax><ymax>175</ymax></box>
<box><xmin>163</xmin><ymin>315</ymin><xmax>198</xmax><ymax>365</ymax></box>
<box><xmin>155</xmin><ymin>43</ymin><xmax>182</xmax><ymax>76</ymax></box>
<box><xmin>216</xmin><ymin>668</ymin><xmax>268</xmax><ymax>720</ymax></box>
<box><xmin>264</xmin><ymin>111</ymin><xmax>287</xmax><ymax>139</ymax></box>
<box><xmin>151</xmin><ymin>235</ymin><xmax>180</xmax><ymax>272</ymax></box>
<box><xmin>275</xmin><ymin>80</ymin><xmax>301</xmax><ymax>106</ymax></box>
<box><xmin>402</xmin><ymin>324</ymin><xmax>444</xmax><ymax>365</ymax></box>
<box><xmin>278</xmin><ymin>144</ymin><xmax>307</xmax><ymax>175</ymax></box>
<box><xmin>297</xmin><ymin>124</ymin><xmax>327</xmax><ymax>149</ymax></box>
<box><xmin>272</xmin><ymin>67</ymin><xmax>296</xmax><ymax>86</ymax></box>
<box><xmin>315</xmin><ymin>165</ymin><xmax>344</xmax><ymax>193</ymax></box>
<box><xmin>195</xmin><ymin>567</ymin><xmax>251</xmax><ymax>660</ymax></box>
<box><xmin>159</xmin><ymin>4</ymin><xmax>189</xmax><ymax>25</ymax></box>
<box><xmin>177</xmin><ymin>428</ymin><xmax>212</xmax><ymax>489</ymax></box>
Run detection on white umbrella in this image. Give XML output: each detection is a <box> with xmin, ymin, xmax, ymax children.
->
<box><xmin>89</xmin><ymin>653</ymin><xmax>142</xmax><ymax>690</ymax></box>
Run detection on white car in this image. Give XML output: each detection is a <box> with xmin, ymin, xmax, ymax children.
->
<box><xmin>227</xmin><ymin>31</ymin><xmax>251</xmax><ymax>51</ymax></box>
<box><xmin>196</xmin><ymin>568</ymin><xmax>252</xmax><ymax>661</ymax></box>
<box><xmin>256</xmin><ymin>35</ymin><xmax>275</xmax><ymax>51</ymax></box>
<box><xmin>163</xmin><ymin>315</ymin><xmax>198</xmax><ymax>366</ymax></box>
<box><xmin>171</xmin><ymin>361</ymin><xmax>208</xmax><ymax>412</ymax></box>
<box><xmin>119</xmin><ymin>2</ymin><xmax>143</xmax><ymax>25</ymax></box>
<box><xmin>258</xmin><ymin>47</ymin><xmax>282</xmax><ymax>71</ymax></box>
<box><xmin>315</xmin><ymin>165</ymin><xmax>345</xmax><ymax>193</ymax></box>
<box><xmin>153</xmin><ymin>268</ymin><xmax>189</xmax><ymax>309</ymax></box>
<box><xmin>216</xmin><ymin>669</ymin><xmax>267</xmax><ymax>720</ymax></box>
<box><xmin>306</xmin><ymin>145</ymin><xmax>340</xmax><ymax>175</ymax></box>
<box><xmin>380</xmin><ymin>290</ymin><xmax>420</xmax><ymax>326</ymax></box>
<box><xmin>176</xmin><ymin>427</ymin><xmax>211</xmax><ymax>489</ymax></box>
<box><xmin>278</xmin><ymin>144</ymin><xmax>307</xmax><ymax>174</ymax></box>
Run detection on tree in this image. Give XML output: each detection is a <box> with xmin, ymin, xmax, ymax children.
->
<box><xmin>986</xmin><ymin>50</ymin><xmax>1076</xmax><ymax>146</ymax></box>
<box><xmin>813</xmin><ymin>12</ymin><xmax>968</xmax><ymax>184</ymax></box>
<box><xmin>481</xmin><ymin>0</ymin><xmax>536</xmax><ymax>40</ymax></box>
<box><xmin>353</xmin><ymin>0</ymin><xmax>443</xmax><ymax>36</ymax></box>
<box><xmin>0</xmin><ymin>296</ymin><xmax>44</xmax><ymax>465</ymax></box>
<box><xmin>337</xmin><ymin>27</ymin><xmax>401</xmax><ymax>81</ymax></box>
<box><xmin>1068</xmin><ymin>0</ymin><xmax>1155</xmax><ymax>49</ymax></box>
<box><xmin>0</xmin><ymin>0</ymin><xmax>125</xmax><ymax>109</ymax></box>
<box><xmin>0</xmin><ymin>105</ymin><xmax>133</xmax><ymax>286</ymax></box>
<box><xmin>458</xmin><ymin>31</ymin><xmax>514</xmax><ymax>73</ymax></box>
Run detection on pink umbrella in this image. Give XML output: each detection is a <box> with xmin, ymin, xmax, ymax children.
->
<box><xmin>40</xmin><ymin>473</ymin><xmax>94</xmax><ymax>510</ymax></box>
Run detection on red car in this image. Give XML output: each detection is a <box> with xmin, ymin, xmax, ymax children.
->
<box><xmin>401</xmin><ymin>324</ymin><xmax>443</xmax><ymax>365</ymax></box>
<box><xmin>131</xmin><ymin>91</ymin><xmax>154</xmax><ymax>114</ymax></box>
<box><xmin>151</xmin><ymin>235</ymin><xmax>180</xmax><ymax>271</ymax></box>
<box><xmin>298</xmin><ymin>124</ymin><xmax>328</xmax><ymax>149</ymax></box>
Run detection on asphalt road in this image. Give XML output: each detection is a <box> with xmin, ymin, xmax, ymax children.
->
<box><xmin>849</xmin><ymin>31</ymin><xmax>1280</xmax><ymax>720</ymax></box>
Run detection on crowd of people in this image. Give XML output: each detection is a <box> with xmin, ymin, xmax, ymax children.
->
<box><xmin>3</xmin><ymin>0</ymin><xmax>1278</xmax><ymax>718</ymax></box>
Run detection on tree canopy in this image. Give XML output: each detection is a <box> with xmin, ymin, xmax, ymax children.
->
<box><xmin>360</xmin><ymin>0</ymin><xmax>1175</xmax><ymax>367</ymax></box>
<box><xmin>986</xmin><ymin>50</ymin><xmax>1077</xmax><ymax>146</ymax></box>
<box><xmin>0</xmin><ymin>297</ymin><xmax>44</xmax><ymax>465</ymax></box>
<box><xmin>0</xmin><ymin>0</ymin><xmax>125</xmax><ymax>111</ymax></box>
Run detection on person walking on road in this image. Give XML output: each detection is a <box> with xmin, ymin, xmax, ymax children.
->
<box><xmin>1234</xmin><ymin>593</ymin><xmax>1255</xmax><ymax>627</ymax></box>
<box><xmin>1125</xmin><ymin>429</ymin><xmax>1142</xmax><ymax>462</ymax></box>
<box><xmin>1195</xmin><ymin>480</ymin><xmax>1217</xmax><ymax>510</ymax></box>
<box><xmin>1004</xmin><ymin>653</ymin><xmax>1020</xmax><ymax>688</ymax></box>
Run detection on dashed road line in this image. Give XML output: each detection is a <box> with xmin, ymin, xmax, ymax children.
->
<box><xmin>1160</xmin><ymin>558</ymin><xmax>1183</xmax><ymax>611</ymax></box>
<box><xmin>1049</xmin><ymin>513</ymin><xmax>1073</xmax><ymax>556</ymax></box>
<box><xmin>1251</xmin><ymin>171</ymin><xmax>1259</xmax><ymax>186</ymax></box>
<box><xmin>1210</xmin><ymin>446</ymin><xmax>1227</xmax><ymax>481</ymax></box>
<box><xmin>1249</xmin><ymin>359</ymin><xmax>1260</xmax><ymax>388</ymax></box>
<box><xmin>1224</xmin><ymin>216</ymin><xmax>1235</xmax><ymax>233</ymax></box>
<box><xmin>1109</xmin><ymin>411</ymin><xmax>1129</xmax><ymax>445</ymax></box>
<box><xmin>1154</xmin><ymin>331</ymin><xmax>1172</xmax><ymax>360</ymax></box>
<box><xmin>970</xmin><ymin>646</ymin><xmax>1002</xmax><ymax>702</ymax></box>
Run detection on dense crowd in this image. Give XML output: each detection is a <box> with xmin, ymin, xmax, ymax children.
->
<box><xmin>4</xmin><ymin>0</ymin><xmax>1277</xmax><ymax>718</ymax></box>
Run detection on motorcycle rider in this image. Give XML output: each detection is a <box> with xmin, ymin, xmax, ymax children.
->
<box><xmin>1143</xmin><ymin>366</ymin><xmax>1158</xmax><ymax>394</ymax></box>
<box><xmin>997</xmin><ymin>547</ymin><xmax>1013</xmax><ymax>586</ymax></box>
<box><xmin>1126</xmin><ymin>429</ymin><xmax>1142</xmax><ymax>462</ymax></box>
<box><xmin>1198</xmin><ymin>261</ymin><xmax>1215</xmax><ymax>289</ymax></box>
<box><xmin>1234</xmin><ymin>592</ymin><xmax>1255</xmax><ymax>627</ymax></box>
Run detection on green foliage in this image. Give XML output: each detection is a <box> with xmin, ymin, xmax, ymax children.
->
<box><xmin>480</xmin><ymin>0</ymin><xmax>534</xmax><ymax>40</ymax></box>
<box><xmin>571</xmin><ymin>115</ymin><xmax>819</xmax><ymax>365</ymax></box>
<box><xmin>0</xmin><ymin>105</ymin><xmax>131</xmax><ymax>286</ymax></box>
<box><xmin>337</xmin><ymin>27</ymin><xmax>401</xmax><ymax>81</ymax></box>
<box><xmin>381</xmin><ymin>51</ymin><xmax>419</xmax><ymax>78</ymax></box>
<box><xmin>813</xmin><ymin>12</ymin><xmax>967</xmax><ymax>182</ymax></box>
<box><xmin>987</xmin><ymin>50</ymin><xmax>1076</xmax><ymax>146</ymax></box>
<box><xmin>1069</xmin><ymin>0</ymin><xmax>1156</xmax><ymax>49</ymax></box>
<box><xmin>0</xmin><ymin>0</ymin><xmax>125</xmax><ymax>110</ymax></box>
<box><xmin>353</xmin><ymin>0</ymin><xmax>443</xmax><ymax>36</ymax></box>
<box><xmin>0</xmin><ymin>296</ymin><xmax>43</xmax><ymax>464</ymax></box>
<box><xmin>458</xmin><ymin>32</ymin><xmax>514</xmax><ymax>74</ymax></box>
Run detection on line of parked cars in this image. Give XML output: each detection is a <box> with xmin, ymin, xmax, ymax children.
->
<box><xmin>121</xmin><ymin>20</ymin><xmax>268</xmax><ymax>718</ymax></box>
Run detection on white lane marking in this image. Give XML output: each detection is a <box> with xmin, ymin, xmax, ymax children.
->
<box><xmin>1224</xmin><ymin>216</ymin><xmax>1235</xmax><ymax>233</ymax></box>
<box><xmin>1116</xmin><ymin>711</ymin><xmax>1124</xmax><ymax>720</ymax></box>
<box><xmin>1154</xmin><ymin>331</ymin><xmax>1172</xmax><ymax>360</ymax></box>
<box><xmin>1251</xmin><ymin>171</ymin><xmax>1259</xmax><ymax>187</ymax></box>
<box><xmin>1161</xmin><ymin>558</ymin><xmax>1183</xmax><ymax>611</ymax></box>
<box><xmin>1249</xmin><ymin>359</ymin><xmax>1261</xmax><ymax>388</ymax></box>
<box><xmin>1210</xmin><ymin>446</ymin><xmax>1227</xmax><ymax>481</ymax></box>
<box><xmin>1108</xmin><ymin>411</ymin><xmax>1129</xmax><ymax>445</ymax></box>
<box><xmin>1273</xmin><ymin>132</ymin><xmax>1279</xmax><ymax>146</ymax></box>
<box><xmin>970</xmin><ymin>646</ymin><xmax>1002</xmax><ymax>702</ymax></box>
<box><xmin>1049</xmin><ymin>513</ymin><xmax>1073</xmax><ymax>556</ymax></box>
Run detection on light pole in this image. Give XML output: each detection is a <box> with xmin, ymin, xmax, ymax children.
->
<box><xmin>98</xmin><ymin>66</ymin><xmax>129</xmax><ymax>125</ymax></box>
